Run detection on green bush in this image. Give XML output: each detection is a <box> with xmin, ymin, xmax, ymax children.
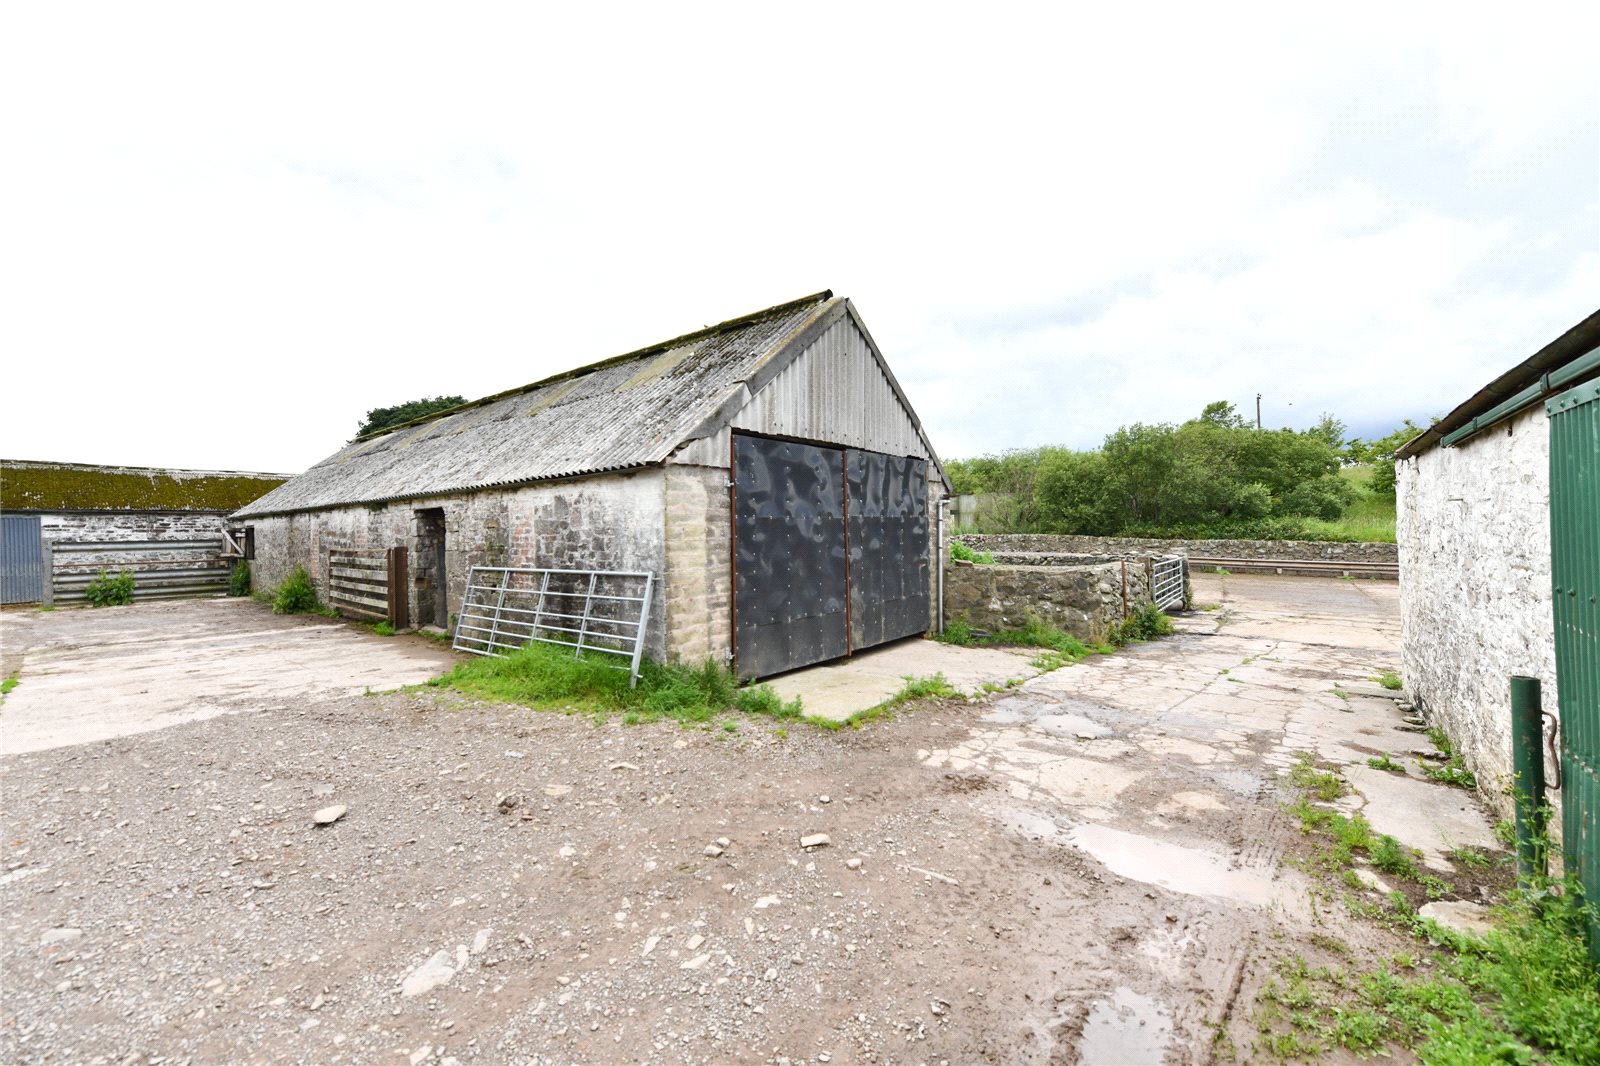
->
<box><xmin>228</xmin><ymin>561</ymin><xmax>251</xmax><ymax>597</ymax></box>
<box><xmin>949</xmin><ymin>540</ymin><xmax>994</xmax><ymax>564</ymax></box>
<box><xmin>84</xmin><ymin>568</ymin><xmax>135</xmax><ymax>607</ymax></box>
<box><xmin>271</xmin><ymin>566</ymin><xmax>322</xmax><ymax>615</ymax></box>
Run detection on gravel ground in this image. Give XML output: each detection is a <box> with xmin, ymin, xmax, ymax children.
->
<box><xmin>2</xmin><ymin>576</ymin><xmax>1502</xmax><ymax>1065</ymax></box>
<box><xmin>2</xmin><ymin>685</ymin><xmax>1079</xmax><ymax>1065</ymax></box>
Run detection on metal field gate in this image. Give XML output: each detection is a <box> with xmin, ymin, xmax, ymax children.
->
<box><xmin>1548</xmin><ymin>379</ymin><xmax>1600</xmax><ymax>961</ymax></box>
<box><xmin>732</xmin><ymin>434</ymin><xmax>930</xmax><ymax>680</ymax></box>
<box><xmin>0</xmin><ymin>514</ymin><xmax>45</xmax><ymax>604</ymax></box>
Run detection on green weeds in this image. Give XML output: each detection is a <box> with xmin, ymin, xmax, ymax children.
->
<box><xmin>0</xmin><ymin>673</ymin><xmax>18</xmax><ymax>697</ymax></box>
<box><xmin>1372</xmin><ymin>670</ymin><xmax>1403</xmax><ymax>691</ymax></box>
<box><xmin>1419</xmin><ymin>726</ymin><xmax>1478</xmax><ymax>789</ymax></box>
<box><xmin>1252</xmin><ymin>886</ymin><xmax>1600</xmax><ymax>1064</ymax></box>
<box><xmin>1366</xmin><ymin>753</ymin><xmax>1405</xmax><ymax>773</ymax></box>
<box><xmin>270</xmin><ymin>566</ymin><xmax>337</xmax><ymax>616</ymax></box>
<box><xmin>1289</xmin><ymin>752</ymin><xmax>1348</xmax><ymax>802</ymax></box>
<box><xmin>949</xmin><ymin>541</ymin><xmax>994</xmax><ymax>565</ymax></box>
<box><xmin>370</xmin><ymin>621</ymin><xmax>395</xmax><ymax>637</ymax></box>
<box><xmin>228</xmin><ymin>561</ymin><xmax>251</xmax><ymax>597</ymax></box>
<box><xmin>84</xmin><ymin>568</ymin><xmax>135</xmax><ymax>607</ymax></box>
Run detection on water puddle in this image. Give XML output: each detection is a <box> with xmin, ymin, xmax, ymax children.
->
<box><xmin>1079</xmin><ymin>987</ymin><xmax>1172</xmax><ymax>1065</ymax></box>
<box><xmin>1067</xmin><ymin>823</ymin><xmax>1292</xmax><ymax>908</ymax></box>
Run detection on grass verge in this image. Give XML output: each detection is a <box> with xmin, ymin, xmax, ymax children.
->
<box><xmin>1255</xmin><ymin>752</ymin><xmax>1599</xmax><ymax>1063</ymax></box>
<box><xmin>938</xmin><ymin>608</ymin><xmax>1171</xmax><ymax>674</ymax></box>
<box><xmin>431</xmin><ymin>641</ymin><xmax>804</xmax><ymax>725</ymax></box>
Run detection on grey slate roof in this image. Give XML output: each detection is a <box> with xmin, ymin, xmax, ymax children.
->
<box><xmin>236</xmin><ymin>292</ymin><xmax>837</xmax><ymax>518</ymax></box>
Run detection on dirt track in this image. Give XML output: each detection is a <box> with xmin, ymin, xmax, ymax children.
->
<box><xmin>0</xmin><ymin>576</ymin><xmax>1503</xmax><ymax>1064</ymax></box>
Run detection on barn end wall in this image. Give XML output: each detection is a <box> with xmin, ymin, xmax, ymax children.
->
<box><xmin>1397</xmin><ymin>404</ymin><xmax>1557</xmax><ymax>820</ymax></box>
<box><xmin>245</xmin><ymin>471</ymin><xmax>669</xmax><ymax>660</ymax></box>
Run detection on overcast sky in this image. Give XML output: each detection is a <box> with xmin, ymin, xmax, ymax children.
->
<box><xmin>3</xmin><ymin>4</ymin><xmax>1596</xmax><ymax>474</ymax></box>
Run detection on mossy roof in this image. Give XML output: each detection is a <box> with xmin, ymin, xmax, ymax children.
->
<box><xmin>1</xmin><ymin>461</ymin><xmax>290</xmax><ymax>513</ymax></box>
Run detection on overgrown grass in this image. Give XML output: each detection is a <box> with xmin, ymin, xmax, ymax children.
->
<box><xmin>1266</xmin><ymin>743</ymin><xmax>1600</xmax><ymax>1064</ymax></box>
<box><xmin>0</xmin><ymin>673</ymin><xmax>17</xmax><ymax>697</ymax></box>
<box><xmin>939</xmin><ymin>610</ymin><xmax>1165</xmax><ymax>673</ymax></box>
<box><xmin>370</xmin><ymin>621</ymin><xmax>395</xmax><ymax>637</ymax></box>
<box><xmin>1297</xmin><ymin>467</ymin><xmax>1397</xmax><ymax>544</ymax></box>
<box><xmin>432</xmin><ymin>641</ymin><xmax>803</xmax><ymax>724</ymax></box>
<box><xmin>1253</xmin><ymin>887</ymin><xmax>1600</xmax><ymax>1064</ymax></box>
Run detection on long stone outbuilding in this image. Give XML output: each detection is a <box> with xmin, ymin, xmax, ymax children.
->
<box><xmin>234</xmin><ymin>292</ymin><xmax>951</xmax><ymax>680</ymax></box>
<box><xmin>1395</xmin><ymin>306</ymin><xmax>1599</xmax><ymax>921</ymax></box>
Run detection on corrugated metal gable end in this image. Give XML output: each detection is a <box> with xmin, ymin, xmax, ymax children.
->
<box><xmin>235</xmin><ymin>294</ymin><xmax>833</xmax><ymax>518</ymax></box>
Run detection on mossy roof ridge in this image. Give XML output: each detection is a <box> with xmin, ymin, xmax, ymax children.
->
<box><xmin>1</xmin><ymin>461</ymin><xmax>290</xmax><ymax>512</ymax></box>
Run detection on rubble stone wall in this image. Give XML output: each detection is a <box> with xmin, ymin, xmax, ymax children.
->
<box><xmin>942</xmin><ymin>560</ymin><xmax>1151</xmax><ymax>642</ymax></box>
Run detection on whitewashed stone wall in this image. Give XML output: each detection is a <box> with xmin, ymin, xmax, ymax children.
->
<box><xmin>1397</xmin><ymin>404</ymin><xmax>1557</xmax><ymax>820</ymax></box>
<box><xmin>246</xmin><ymin>472</ymin><xmax>669</xmax><ymax>660</ymax></box>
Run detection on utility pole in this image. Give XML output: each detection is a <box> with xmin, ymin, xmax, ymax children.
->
<box><xmin>1255</xmin><ymin>393</ymin><xmax>1262</xmax><ymax>430</ymax></box>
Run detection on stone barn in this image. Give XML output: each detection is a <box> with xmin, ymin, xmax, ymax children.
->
<box><xmin>1396</xmin><ymin>307</ymin><xmax>1599</xmax><ymax>944</ymax></box>
<box><xmin>234</xmin><ymin>291</ymin><xmax>950</xmax><ymax>679</ymax></box>
<box><xmin>0</xmin><ymin>460</ymin><xmax>288</xmax><ymax>605</ymax></box>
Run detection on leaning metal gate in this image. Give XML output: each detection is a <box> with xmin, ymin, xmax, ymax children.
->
<box><xmin>453</xmin><ymin>567</ymin><xmax>654</xmax><ymax>687</ymax></box>
<box><xmin>732</xmin><ymin>434</ymin><xmax>930</xmax><ymax>681</ymax></box>
<box><xmin>1547</xmin><ymin>378</ymin><xmax>1600</xmax><ymax>962</ymax></box>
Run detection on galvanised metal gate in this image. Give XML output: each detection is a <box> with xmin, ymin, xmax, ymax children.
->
<box><xmin>1548</xmin><ymin>378</ymin><xmax>1600</xmax><ymax>962</ymax></box>
<box><xmin>0</xmin><ymin>514</ymin><xmax>45</xmax><ymax>604</ymax></box>
<box><xmin>1151</xmin><ymin>555</ymin><xmax>1186</xmax><ymax>610</ymax></box>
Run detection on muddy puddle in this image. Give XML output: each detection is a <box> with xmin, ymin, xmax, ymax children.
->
<box><xmin>1078</xmin><ymin>987</ymin><xmax>1173</xmax><ymax>1064</ymax></box>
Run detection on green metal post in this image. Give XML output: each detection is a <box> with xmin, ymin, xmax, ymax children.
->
<box><xmin>1510</xmin><ymin>675</ymin><xmax>1546</xmax><ymax>879</ymax></box>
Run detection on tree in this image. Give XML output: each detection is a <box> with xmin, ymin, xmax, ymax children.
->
<box><xmin>1351</xmin><ymin>419</ymin><xmax>1428</xmax><ymax>499</ymax></box>
<box><xmin>354</xmin><ymin>395</ymin><xmax>467</xmax><ymax>440</ymax></box>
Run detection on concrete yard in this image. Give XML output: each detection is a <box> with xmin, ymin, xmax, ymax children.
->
<box><xmin>764</xmin><ymin>638</ymin><xmax>1041</xmax><ymax>722</ymax></box>
<box><xmin>0</xmin><ymin>576</ymin><xmax>1509</xmax><ymax>1064</ymax></box>
<box><xmin>0</xmin><ymin>599</ymin><xmax>457</xmax><ymax>756</ymax></box>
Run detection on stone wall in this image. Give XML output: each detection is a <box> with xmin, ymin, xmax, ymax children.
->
<box><xmin>245</xmin><ymin>471</ymin><xmax>669</xmax><ymax>659</ymax></box>
<box><xmin>40</xmin><ymin>511</ymin><xmax>233</xmax><ymax>602</ymax></box>
<box><xmin>942</xmin><ymin>559</ymin><xmax>1152</xmax><ymax>642</ymax></box>
<box><xmin>957</xmin><ymin>533</ymin><xmax>1397</xmax><ymax>563</ymax></box>
<box><xmin>1397</xmin><ymin>404</ymin><xmax>1557</xmax><ymax>821</ymax></box>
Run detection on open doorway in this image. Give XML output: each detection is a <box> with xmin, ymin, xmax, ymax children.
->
<box><xmin>414</xmin><ymin>508</ymin><xmax>447</xmax><ymax>628</ymax></box>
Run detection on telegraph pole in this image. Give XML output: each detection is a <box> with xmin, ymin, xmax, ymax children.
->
<box><xmin>1255</xmin><ymin>393</ymin><xmax>1262</xmax><ymax>430</ymax></box>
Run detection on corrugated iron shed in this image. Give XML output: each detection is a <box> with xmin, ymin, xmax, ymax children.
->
<box><xmin>237</xmin><ymin>291</ymin><xmax>945</xmax><ymax>518</ymax></box>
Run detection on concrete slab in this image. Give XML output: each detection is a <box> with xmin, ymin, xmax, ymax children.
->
<box><xmin>762</xmin><ymin>637</ymin><xmax>1037</xmax><ymax>722</ymax></box>
<box><xmin>0</xmin><ymin>599</ymin><xmax>458</xmax><ymax>755</ymax></box>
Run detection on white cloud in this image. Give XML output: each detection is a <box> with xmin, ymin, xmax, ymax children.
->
<box><xmin>0</xmin><ymin>2</ymin><xmax>1594</xmax><ymax>471</ymax></box>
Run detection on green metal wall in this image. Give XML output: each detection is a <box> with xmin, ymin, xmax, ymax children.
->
<box><xmin>1548</xmin><ymin>378</ymin><xmax>1600</xmax><ymax>962</ymax></box>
